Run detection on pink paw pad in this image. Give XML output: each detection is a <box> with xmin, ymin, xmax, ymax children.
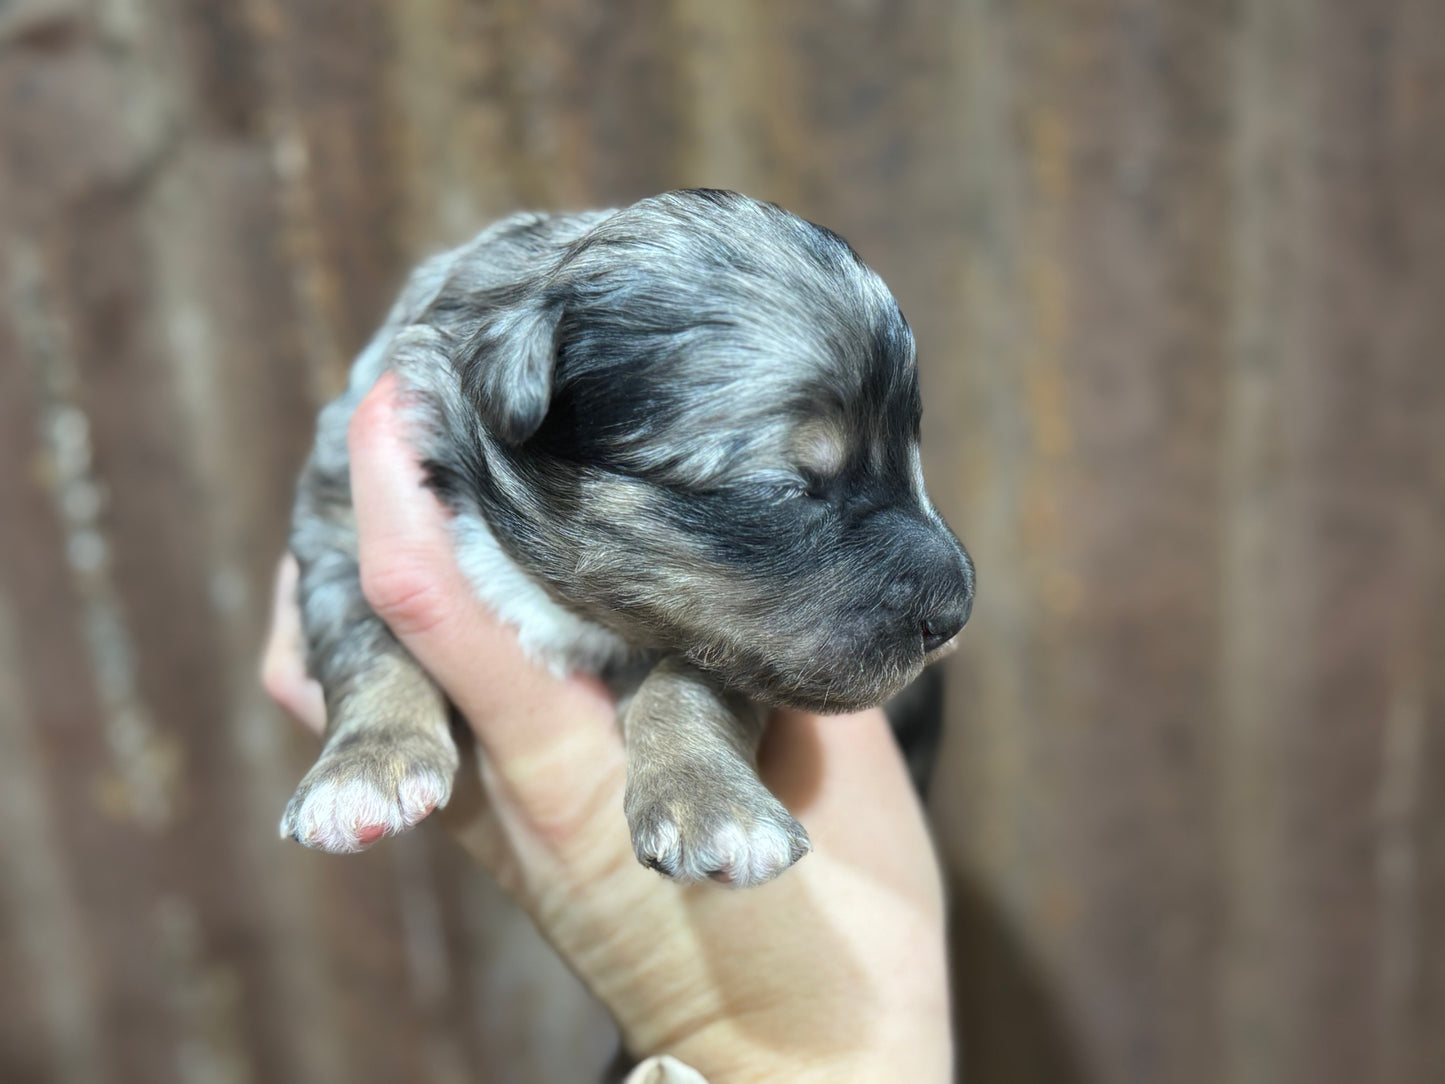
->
<box><xmin>355</xmin><ymin>825</ymin><xmax>387</xmax><ymax>846</ymax></box>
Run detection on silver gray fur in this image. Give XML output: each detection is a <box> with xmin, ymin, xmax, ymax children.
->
<box><xmin>284</xmin><ymin>190</ymin><xmax>973</xmax><ymax>886</ymax></box>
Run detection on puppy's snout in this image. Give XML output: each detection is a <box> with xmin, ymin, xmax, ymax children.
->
<box><xmin>893</xmin><ymin>519</ymin><xmax>974</xmax><ymax>652</ymax></box>
<box><xmin>861</xmin><ymin>508</ymin><xmax>973</xmax><ymax>668</ymax></box>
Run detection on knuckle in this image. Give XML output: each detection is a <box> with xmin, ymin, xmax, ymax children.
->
<box><xmin>359</xmin><ymin>557</ymin><xmax>449</xmax><ymax>637</ymax></box>
<box><xmin>346</xmin><ymin>380</ymin><xmax>393</xmax><ymax>460</ymax></box>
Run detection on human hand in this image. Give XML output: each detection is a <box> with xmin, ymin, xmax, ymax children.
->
<box><xmin>261</xmin><ymin>375</ymin><xmax>952</xmax><ymax>1082</ymax></box>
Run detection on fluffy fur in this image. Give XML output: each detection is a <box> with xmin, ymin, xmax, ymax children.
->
<box><xmin>284</xmin><ymin>190</ymin><xmax>973</xmax><ymax>885</ymax></box>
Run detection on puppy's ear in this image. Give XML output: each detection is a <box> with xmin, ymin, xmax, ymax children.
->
<box><xmin>457</xmin><ymin>292</ymin><xmax>563</xmax><ymax>445</ymax></box>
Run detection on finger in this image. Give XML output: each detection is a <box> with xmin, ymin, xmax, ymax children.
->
<box><xmin>760</xmin><ymin>708</ymin><xmax>941</xmax><ymax>906</ymax></box>
<box><xmin>259</xmin><ymin>555</ymin><xmax>327</xmax><ymax>736</ymax></box>
<box><xmin>348</xmin><ymin>375</ymin><xmax>624</xmax><ymax>807</ymax></box>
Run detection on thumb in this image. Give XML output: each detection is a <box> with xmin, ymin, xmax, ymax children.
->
<box><xmin>348</xmin><ymin>373</ymin><xmax>626</xmax><ymax>835</ymax></box>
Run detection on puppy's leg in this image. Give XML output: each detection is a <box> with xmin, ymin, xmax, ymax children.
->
<box><xmin>280</xmin><ymin>460</ymin><xmax>458</xmax><ymax>853</ymax></box>
<box><xmin>623</xmin><ymin>658</ymin><xmax>810</xmax><ymax>887</ymax></box>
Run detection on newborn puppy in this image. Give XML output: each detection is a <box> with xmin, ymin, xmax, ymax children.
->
<box><xmin>284</xmin><ymin>189</ymin><xmax>973</xmax><ymax>886</ymax></box>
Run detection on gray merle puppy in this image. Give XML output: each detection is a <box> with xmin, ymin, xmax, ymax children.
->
<box><xmin>284</xmin><ymin>189</ymin><xmax>973</xmax><ymax>887</ymax></box>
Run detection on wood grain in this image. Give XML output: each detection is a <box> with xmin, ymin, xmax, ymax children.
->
<box><xmin>1</xmin><ymin>2</ymin><xmax>1440</xmax><ymax>1081</ymax></box>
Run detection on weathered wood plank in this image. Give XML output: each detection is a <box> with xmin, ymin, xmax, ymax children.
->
<box><xmin>2</xmin><ymin>2</ymin><xmax>1442</xmax><ymax>1082</ymax></box>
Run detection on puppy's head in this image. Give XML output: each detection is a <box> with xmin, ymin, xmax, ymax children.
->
<box><xmin>429</xmin><ymin>190</ymin><xmax>973</xmax><ymax>711</ymax></box>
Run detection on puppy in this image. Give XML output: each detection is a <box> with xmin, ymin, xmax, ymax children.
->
<box><xmin>284</xmin><ymin>190</ymin><xmax>973</xmax><ymax>886</ymax></box>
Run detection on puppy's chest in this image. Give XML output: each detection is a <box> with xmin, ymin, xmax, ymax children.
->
<box><xmin>448</xmin><ymin>510</ymin><xmax>642</xmax><ymax>685</ymax></box>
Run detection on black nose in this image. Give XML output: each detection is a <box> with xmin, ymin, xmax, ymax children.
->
<box><xmin>921</xmin><ymin>611</ymin><xmax>967</xmax><ymax>653</ymax></box>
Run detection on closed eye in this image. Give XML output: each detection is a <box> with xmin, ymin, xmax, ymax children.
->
<box><xmin>746</xmin><ymin>468</ymin><xmax>833</xmax><ymax>504</ymax></box>
<box><xmin>797</xmin><ymin>468</ymin><xmax>833</xmax><ymax>501</ymax></box>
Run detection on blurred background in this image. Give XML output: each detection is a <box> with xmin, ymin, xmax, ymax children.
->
<box><xmin>2</xmin><ymin>0</ymin><xmax>1442</xmax><ymax>1081</ymax></box>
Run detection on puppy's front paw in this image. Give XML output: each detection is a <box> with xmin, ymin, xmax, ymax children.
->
<box><xmin>626</xmin><ymin>775</ymin><xmax>811</xmax><ymax>888</ymax></box>
<box><xmin>281</xmin><ymin>733</ymin><xmax>459</xmax><ymax>853</ymax></box>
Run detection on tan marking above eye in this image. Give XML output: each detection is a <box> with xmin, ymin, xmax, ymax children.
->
<box><xmin>789</xmin><ymin>419</ymin><xmax>848</xmax><ymax>480</ymax></box>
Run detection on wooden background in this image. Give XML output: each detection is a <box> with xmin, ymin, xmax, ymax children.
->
<box><xmin>2</xmin><ymin>1</ymin><xmax>1442</xmax><ymax>1081</ymax></box>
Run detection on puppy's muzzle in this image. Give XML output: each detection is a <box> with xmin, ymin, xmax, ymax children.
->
<box><xmin>883</xmin><ymin>513</ymin><xmax>974</xmax><ymax>658</ymax></box>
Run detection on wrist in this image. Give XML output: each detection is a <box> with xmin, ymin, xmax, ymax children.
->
<box><xmin>652</xmin><ymin>1000</ymin><xmax>953</xmax><ymax>1083</ymax></box>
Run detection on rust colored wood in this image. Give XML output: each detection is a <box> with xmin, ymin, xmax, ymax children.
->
<box><xmin>1</xmin><ymin>1</ymin><xmax>1442</xmax><ymax>1082</ymax></box>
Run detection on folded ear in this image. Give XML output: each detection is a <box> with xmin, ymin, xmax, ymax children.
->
<box><xmin>457</xmin><ymin>291</ymin><xmax>563</xmax><ymax>445</ymax></box>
